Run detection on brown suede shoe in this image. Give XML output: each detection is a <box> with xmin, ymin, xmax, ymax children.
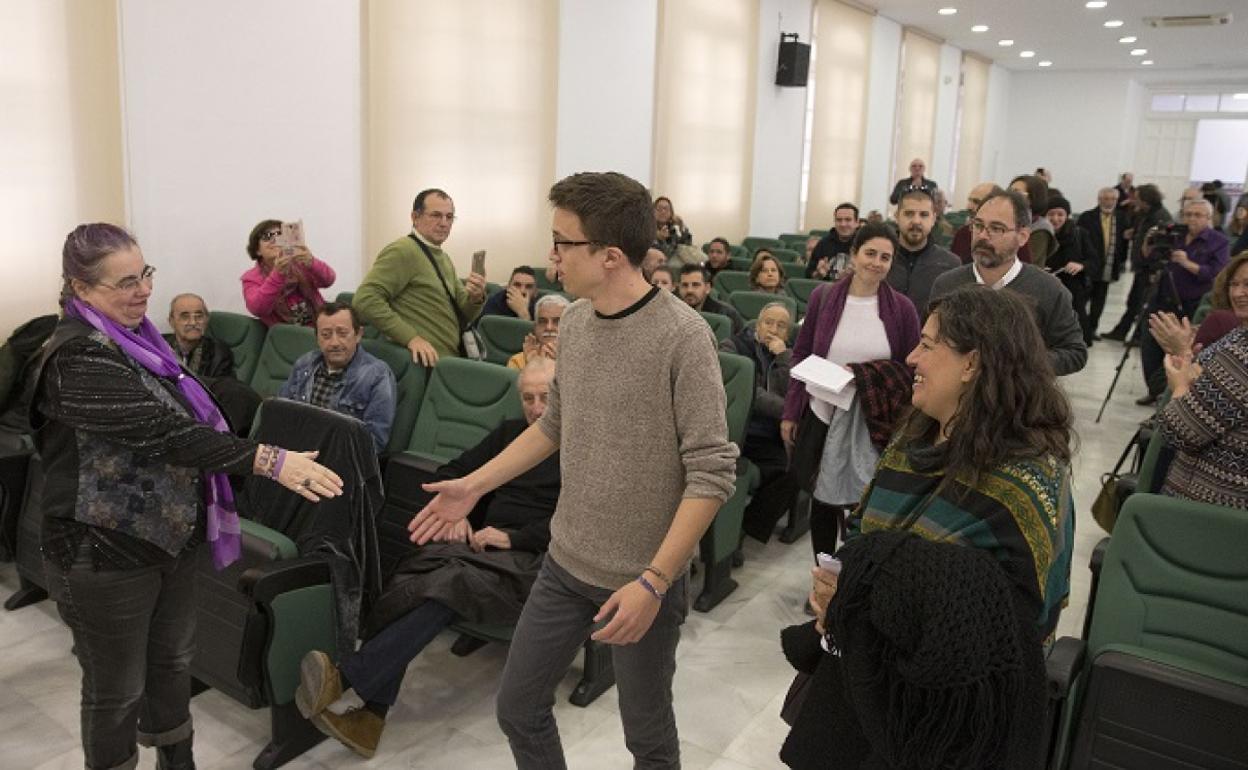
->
<box><xmin>311</xmin><ymin>708</ymin><xmax>385</xmax><ymax>758</ymax></box>
<box><xmin>295</xmin><ymin>651</ymin><xmax>342</xmax><ymax>719</ymax></box>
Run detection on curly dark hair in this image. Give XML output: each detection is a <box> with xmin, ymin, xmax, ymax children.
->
<box><xmin>246</xmin><ymin>219</ymin><xmax>282</xmax><ymax>262</ymax></box>
<box><xmin>898</xmin><ymin>285</ymin><xmax>1074</xmax><ymax>487</ymax></box>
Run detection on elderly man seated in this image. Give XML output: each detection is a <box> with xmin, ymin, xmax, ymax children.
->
<box><xmin>163</xmin><ymin>293</ymin><xmax>234</xmax><ymax>378</ymax></box>
<box><xmin>294</xmin><ymin>358</ymin><xmax>561</xmax><ymax>758</ymax></box>
<box><xmin>279</xmin><ymin>301</ymin><xmax>396</xmax><ymax>453</ymax></box>
<box><xmin>720</xmin><ymin>301</ymin><xmax>797</xmax><ymax>541</ymax></box>
<box><xmin>507</xmin><ymin>293</ymin><xmax>568</xmax><ymax>370</ymax></box>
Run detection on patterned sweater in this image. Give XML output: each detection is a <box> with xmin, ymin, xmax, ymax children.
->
<box><xmin>846</xmin><ymin>438</ymin><xmax>1074</xmax><ymax>638</ymax></box>
<box><xmin>1158</xmin><ymin>326</ymin><xmax>1248</xmax><ymax>509</ymax></box>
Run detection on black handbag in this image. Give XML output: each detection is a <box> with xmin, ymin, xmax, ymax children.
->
<box><xmin>789</xmin><ymin>406</ymin><xmax>830</xmax><ymax>493</ymax></box>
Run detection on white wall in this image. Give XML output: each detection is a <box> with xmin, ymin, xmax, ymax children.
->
<box><xmin>555</xmin><ymin>0</ymin><xmax>658</xmax><ymax>187</ymax></box>
<box><xmin>859</xmin><ymin>14</ymin><xmax>902</xmax><ymax>216</ymax></box>
<box><xmin>929</xmin><ymin>43</ymin><xmax>962</xmax><ymax>196</ymax></box>
<box><xmin>746</xmin><ymin>0</ymin><xmax>812</xmax><ymax>237</ymax></box>
<box><xmin>979</xmin><ymin>63</ymin><xmax>1012</xmax><ymax>196</ymax></box>
<box><xmin>1002</xmin><ymin>71</ymin><xmax>1142</xmax><ymax>212</ymax></box>
<box><xmin>117</xmin><ymin>0</ymin><xmax>363</xmax><ymax>326</ymax></box>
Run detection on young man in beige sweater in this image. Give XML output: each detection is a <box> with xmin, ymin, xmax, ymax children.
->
<box><xmin>409</xmin><ymin>171</ymin><xmax>738</xmax><ymax>769</ymax></box>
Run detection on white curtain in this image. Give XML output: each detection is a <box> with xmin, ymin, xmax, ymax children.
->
<box><xmin>893</xmin><ymin>30</ymin><xmax>941</xmax><ymax>189</ymax></box>
<box><xmin>953</xmin><ymin>54</ymin><xmax>990</xmax><ymax>210</ymax></box>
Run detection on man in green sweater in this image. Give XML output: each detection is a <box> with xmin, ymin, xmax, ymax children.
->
<box><xmin>354</xmin><ymin>189</ymin><xmax>486</xmax><ymax>365</ymax></box>
<box><xmin>409</xmin><ymin>172</ymin><xmax>738</xmax><ymax>769</ymax></box>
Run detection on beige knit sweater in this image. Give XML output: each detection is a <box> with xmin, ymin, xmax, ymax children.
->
<box><xmin>538</xmin><ymin>288</ymin><xmax>738</xmax><ymax>589</ymax></box>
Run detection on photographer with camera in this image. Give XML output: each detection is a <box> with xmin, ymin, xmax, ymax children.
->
<box><xmin>1104</xmin><ymin>184</ymin><xmax>1172</xmax><ymax>343</ymax></box>
<box><xmin>1136</xmin><ymin>198</ymin><xmax>1230</xmax><ymax>405</ymax></box>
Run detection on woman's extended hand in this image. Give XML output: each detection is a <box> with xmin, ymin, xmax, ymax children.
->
<box><xmin>273</xmin><ymin>450</ymin><xmax>344</xmax><ymax>502</ymax></box>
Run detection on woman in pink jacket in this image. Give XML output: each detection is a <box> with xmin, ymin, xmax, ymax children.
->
<box><xmin>240</xmin><ymin>219</ymin><xmax>336</xmax><ymax>326</ymax></box>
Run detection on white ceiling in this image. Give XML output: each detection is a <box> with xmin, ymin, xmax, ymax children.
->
<box><xmin>864</xmin><ymin>0</ymin><xmax>1248</xmax><ymax>74</ymax></box>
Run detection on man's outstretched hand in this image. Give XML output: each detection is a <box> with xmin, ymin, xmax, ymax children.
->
<box><xmin>408</xmin><ymin>477</ymin><xmax>482</xmax><ymax>544</ymax></box>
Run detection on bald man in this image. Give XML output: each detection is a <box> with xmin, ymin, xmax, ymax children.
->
<box><xmin>163</xmin><ymin>293</ymin><xmax>235</xmax><ymax>379</ymax></box>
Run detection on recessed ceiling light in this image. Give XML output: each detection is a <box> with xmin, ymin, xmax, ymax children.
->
<box><xmin>1104</xmin><ymin>19</ymin><xmax>1124</xmax><ymax>27</ymax></box>
<box><xmin>1118</xmin><ymin>36</ymin><xmax>1137</xmax><ymax>43</ymax></box>
<box><xmin>1141</xmin><ymin>60</ymin><xmax>1153</xmax><ymax>65</ymax></box>
<box><xmin>938</xmin><ymin>7</ymin><xmax>957</xmax><ymax>15</ymax></box>
<box><xmin>998</xmin><ymin>39</ymin><xmax>1014</xmax><ymax>47</ymax></box>
<box><xmin>1130</xmin><ymin>48</ymin><xmax>1148</xmax><ymax>56</ymax></box>
<box><xmin>1085</xmin><ymin>1</ymin><xmax>1108</xmax><ymax>8</ymax></box>
<box><xmin>1038</xmin><ymin>60</ymin><xmax>1053</xmax><ymax>67</ymax></box>
<box><xmin>1020</xmin><ymin>50</ymin><xmax>1036</xmax><ymax>58</ymax></box>
<box><xmin>971</xmin><ymin>24</ymin><xmax>989</xmax><ymax>32</ymax></box>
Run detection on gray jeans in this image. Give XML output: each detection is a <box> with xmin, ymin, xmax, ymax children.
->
<box><xmin>47</xmin><ymin>547</ymin><xmax>197</xmax><ymax>770</ymax></box>
<box><xmin>496</xmin><ymin>556</ymin><xmax>688</xmax><ymax>770</ymax></box>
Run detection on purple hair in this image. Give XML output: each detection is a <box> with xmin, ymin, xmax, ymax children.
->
<box><xmin>61</xmin><ymin>223</ymin><xmax>138</xmax><ymax>307</ymax></box>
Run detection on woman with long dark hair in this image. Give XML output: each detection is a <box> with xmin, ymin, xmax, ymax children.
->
<box><xmin>35</xmin><ymin>223</ymin><xmax>343</xmax><ymax>769</ymax></box>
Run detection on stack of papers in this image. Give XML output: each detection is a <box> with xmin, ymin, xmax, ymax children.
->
<box><xmin>791</xmin><ymin>356</ymin><xmax>856</xmax><ymax>411</ymax></box>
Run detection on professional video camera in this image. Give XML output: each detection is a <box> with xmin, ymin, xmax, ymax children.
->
<box><xmin>1141</xmin><ymin>222</ymin><xmax>1189</xmax><ymax>269</ymax></box>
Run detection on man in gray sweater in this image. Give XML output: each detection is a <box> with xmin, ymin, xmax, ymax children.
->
<box><xmin>410</xmin><ymin>172</ymin><xmax>738</xmax><ymax>769</ymax></box>
<box><xmin>929</xmin><ymin>191</ymin><xmax>1088</xmax><ymax>376</ymax></box>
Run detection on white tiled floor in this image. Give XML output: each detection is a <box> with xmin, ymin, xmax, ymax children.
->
<box><xmin>0</xmin><ymin>282</ymin><xmax>1154</xmax><ymax>769</ymax></box>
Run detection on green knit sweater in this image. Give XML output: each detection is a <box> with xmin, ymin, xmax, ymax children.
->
<box><xmin>354</xmin><ymin>233</ymin><xmax>483</xmax><ymax>358</ymax></box>
<box><xmin>846</xmin><ymin>437</ymin><xmax>1074</xmax><ymax>638</ymax></box>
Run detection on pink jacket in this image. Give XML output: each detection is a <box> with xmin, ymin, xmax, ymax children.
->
<box><xmin>240</xmin><ymin>258</ymin><xmax>336</xmax><ymax>327</ymax></box>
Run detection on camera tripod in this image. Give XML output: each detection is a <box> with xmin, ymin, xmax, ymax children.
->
<box><xmin>1096</xmin><ymin>266</ymin><xmax>1180</xmax><ymax>423</ymax></box>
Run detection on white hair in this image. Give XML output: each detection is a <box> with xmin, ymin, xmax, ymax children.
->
<box><xmin>535</xmin><ymin>293</ymin><xmax>570</xmax><ymax>314</ymax></box>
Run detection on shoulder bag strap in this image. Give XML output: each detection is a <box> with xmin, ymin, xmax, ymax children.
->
<box><xmin>408</xmin><ymin>234</ymin><xmax>468</xmax><ymax>332</ymax></box>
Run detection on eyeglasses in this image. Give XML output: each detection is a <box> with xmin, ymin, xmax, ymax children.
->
<box><xmin>97</xmin><ymin>265</ymin><xmax>156</xmax><ymax>293</ymax></box>
<box><xmin>552</xmin><ymin>238</ymin><xmax>600</xmax><ymax>253</ymax></box>
<box><xmin>260</xmin><ymin>229</ymin><xmax>281</xmax><ymax>243</ymax></box>
<box><xmin>422</xmin><ymin>211</ymin><xmax>456</xmax><ymax>223</ymax></box>
<box><xmin>970</xmin><ymin>220</ymin><xmax>1017</xmax><ymax>238</ymax></box>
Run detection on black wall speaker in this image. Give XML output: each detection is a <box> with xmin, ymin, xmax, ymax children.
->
<box><xmin>776</xmin><ymin>33</ymin><xmax>810</xmax><ymax>87</ymax></box>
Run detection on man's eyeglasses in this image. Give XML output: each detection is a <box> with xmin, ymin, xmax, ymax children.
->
<box><xmin>970</xmin><ymin>220</ymin><xmax>1017</xmax><ymax>238</ymax></box>
<box><xmin>552</xmin><ymin>238</ymin><xmax>600</xmax><ymax>253</ymax></box>
<box><xmin>260</xmin><ymin>229</ymin><xmax>281</xmax><ymax>243</ymax></box>
<box><xmin>97</xmin><ymin>265</ymin><xmax>156</xmax><ymax>293</ymax></box>
<box><xmin>422</xmin><ymin>212</ymin><xmax>456</xmax><ymax>223</ymax></box>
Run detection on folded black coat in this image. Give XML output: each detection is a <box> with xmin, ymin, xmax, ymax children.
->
<box><xmin>239</xmin><ymin>397</ymin><xmax>384</xmax><ymax>656</ymax></box>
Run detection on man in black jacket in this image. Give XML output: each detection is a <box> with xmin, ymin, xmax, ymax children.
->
<box><xmin>807</xmin><ymin>203</ymin><xmax>860</xmax><ymax>280</ymax></box>
<box><xmin>294</xmin><ymin>358</ymin><xmax>561</xmax><ymax>758</ymax></box>
<box><xmin>163</xmin><ymin>294</ymin><xmax>234</xmax><ymax>379</ymax></box>
<box><xmin>885</xmin><ymin>190</ymin><xmax>960</xmax><ymax>315</ymax></box>
<box><xmin>1076</xmin><ymin>187</ymin><xmax>1127</xmax><ymax>339</ymax></box>
<box><xmin>679</xmin><ymin>263</ymin><xmax>745</xmax><ymax>334</ymax></box>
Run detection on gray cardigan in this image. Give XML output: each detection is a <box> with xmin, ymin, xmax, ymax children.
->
<box><xmin>929</xmin><ymin>263</ymin><xmax>1088</xmax><ymax>376</ymax></box>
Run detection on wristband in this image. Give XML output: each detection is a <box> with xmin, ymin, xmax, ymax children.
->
<box><xmin>636</xmin><ymin>575</ymin><xmax>665</xmax><ymax>601</ymax></box>
<box><xmin>270</xmin><ymin>448</ymin><xmax>287</xmax><ymax>480</ymax></box>
<box><xmin>643</xmin><ymin>564</ymin><xmax>672</xmax><ymax>589</ymax></box>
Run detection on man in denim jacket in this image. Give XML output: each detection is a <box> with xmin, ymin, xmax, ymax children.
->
<box><xmin>280</xmin><ymin>301</ymin><xmax>396</xmax><ymax>452</ymax></box>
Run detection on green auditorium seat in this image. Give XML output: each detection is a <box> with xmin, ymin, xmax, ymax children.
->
<box><xmin>713</xmin><ymin>270</ymin><xmax>752</xmax><ymax>298</ymax></box>
<box><xmin>333</xmin><ymin>292</ymin><xmax>379</xmax><ymax>338</ymax></box>
<box><xmin>248</xmin><ymin>324</ymin><xmax>318</xmax><ymax>398</ymax></box>
<box><xmin>700</xmin><ymin>311</ymin><xmax>733</xmax><ymax>345</ymax></box>
<box><xmin>780</xmin><ymin>235</ymin><xmax>809</xmax><ymax>253</ymax></box>
<box><xmin>533</xmin><ymin>267</ymin><xmax>562</xmax><ymax>292</ymax></box>
<box><xmin>334</xmin><ymin>291</ymin><xmax>354</xmax><ymax>305</ymax></box>
<box><xmin>742</xmin><ymin>236</ymin><xmax>784</xmax><ymax>253</ymax></box>
<box><xmin>695</xmin><ymin>351</ymin><xmax>757</xmax><ymax>611</ymax></box>
<box><xmin>208</xmin><ymin>311</ymin><xmax>268</xmax><ymax>384</ymax></box>
<box><xmin>728</xmin><ymin>291</ymin><xmax>797</xmax><ymax>323</ymax></box>
<box><xmin>404</xmin><ymin>358</ymin><xmax>522</xmax><ymax>465</ymax></box>
<box><xmin>476</xmin><ymin>315</ymin><xmax>533</xmax><ymax>366</ymax></box>
<box><xmin>1045</xmin><ymin>493</ymin><xmax>1248</xmax><ymax>770</ymax></box>
<box><xmin>729</xmin><ymin>244</ymin><xmax>749</xmax><ymax>259</ymax></box>
<box><xmin>769</xmin><ymin>248</ymin><xmax>801</xmax><ymax>264</ymax></box>
<box><xmin>729</xmin><ymin>257</ymin><xmax>754</xmax><ymax>272</ymax></box>
<box><xmin>808</xmin><ymin>229</ymin><xmax>829</xmax><ymax>238</ymax></box>
<box><xmin>360</xmin><ymin>337</ymin><xmax>429</xmax><ymax>456</ymax></box>
<box><xmin>786</xmin><ymin>278</ymin><xmax>823</xmax><ymax>318</ymax></box>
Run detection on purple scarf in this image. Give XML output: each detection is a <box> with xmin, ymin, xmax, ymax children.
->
<box><xmin>67</xmin><ymin>298</ymin><xmax>241</xmax><ymax>569</ymax></box>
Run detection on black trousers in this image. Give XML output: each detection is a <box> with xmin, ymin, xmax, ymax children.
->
<box><xmin>1108</xmin><ymin>270</ymin><xmax>1150</xmax><ymax>339</ymax></box>
<box><xmin>809</xmin><ymin>501</ymin><xmax>846</xmax><ymax>560</ymax></box>
<box><xmin>1089</xmin><ymin>280</ymin><xmax>1112</xmax><ymax>334</ymax></box>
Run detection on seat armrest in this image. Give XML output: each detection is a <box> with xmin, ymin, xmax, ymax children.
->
<box><xmin>389</xmin><ymin>451</ymin><xmax>442</xmax><ymax>476</ymax></box>
<box><xmin>239</xmin><ymin>556</ymin><xmax>331</xmax><ymax>604</ymax></box>
<box><xmin>1046</xmin><ymin>636</ymin><xmax>1086</xmax><ymax>699</ymax></box>
<box><xmin>1089</xmin><ymin>537</ymin><xmax>1109</xmax><ymax>576</ymax></box>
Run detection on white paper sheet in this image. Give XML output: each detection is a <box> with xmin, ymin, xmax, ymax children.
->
<box><xmin>790</xmin><ymin>355</ymin><xmax>853</xmax><ymax>393</ymax></box>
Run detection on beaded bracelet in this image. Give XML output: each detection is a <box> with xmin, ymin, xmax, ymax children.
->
<box><xmin>643</xmin><ymin>564</ymin><xmax>672</xmax><ymax>589</ymax></box>
<box><xmin>636</xmin><ymin>575</ymin><xmax>665</xmax><ymax>601</ymax></box>
<box><xmin>256</xmin><ymin>444</ymin><xmax>276</xmax><ymax>477</ymax></box>
<box><xmin>270</xmin><ymin>448</ymin><xmax>287</xmax><ymax>480</ymax></box>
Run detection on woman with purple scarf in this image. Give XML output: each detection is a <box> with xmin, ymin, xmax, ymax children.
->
<box><xmin>32</xmin><ymin>223</ymin><xmax>344</xmax><ymax>770</ymax></box>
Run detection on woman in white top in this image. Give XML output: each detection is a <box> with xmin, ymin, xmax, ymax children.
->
<box><xmin>780</xmin><ymin>222</ymin><xmax>920</xmax><ymax>557</ymax></box>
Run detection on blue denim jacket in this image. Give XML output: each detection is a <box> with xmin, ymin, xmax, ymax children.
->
<box><xmin>279</xmin><ymin>347</ymin><xmax>396</xmax><ymax>452</ymax></box>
